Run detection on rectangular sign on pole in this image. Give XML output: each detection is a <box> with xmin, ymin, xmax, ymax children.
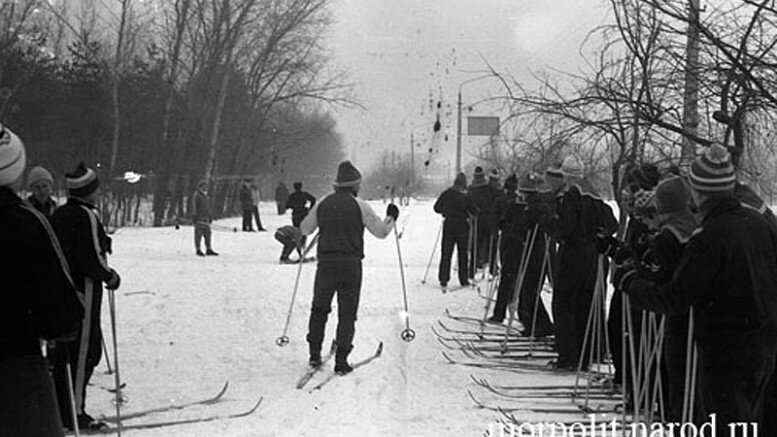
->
<box><xmin>467</xmin><ymin>116</ymin><xmax>500</xmax><ymax>136</ymax></box>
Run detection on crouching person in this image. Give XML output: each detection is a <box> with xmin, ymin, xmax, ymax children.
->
<box><xmin>275</xmin><ymin>225</ymin><xmax>304</xmax><ymax>264</ymax></box>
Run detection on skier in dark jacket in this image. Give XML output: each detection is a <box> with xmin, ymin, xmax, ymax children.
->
<box><xmin>191</xmin><ymin>180</ymin><xmax>218</xmax><ymax>256</ymax></box>
<box><xmin>301</xmin><ymin>161</ymin><xmax>396</xmax><ymax>374</ymax></box>
<box><xmin>467</xmin><ymin>166</ymin><xmax>498</xmax><ymax>275</ymax></box>
<box><xmin>275</xmin><ymin>181</ymin><xmax>290</xmax><ymax>215</ymax></box>
<box><xmin>26</xmin><ymin>165</ymin><xmax>57</xmax><ymax>218</ymax></box>
<box><xmin>538</xmin><ymin>156</ymin><xmax>601</xmax><ymax>370</ymax></box>
<box><xmin>285</xmin><ymin>182</ymin><xmax>316</xmax><ymax>227</ymax></box>
<box><xmin>617</xmin><ymin>145</ymin><xmax>777</xmax><ymax>432</ymax></box>
<box><xmin>433</xmin><ymin>172</ymin><xmax>475</xmax><ymax>289</ymax></box>
<box><xmin>239</xmin><ymin>180</ymin><xmax>259</xmax><ymax>232</ymax></box>
<box><xmin>0</xmin><ymin>126</ymin><xmax>84</xmax><ymax>437</ymax></box>
<box><xmin>50</xmin><ymin>162</ymin><xmax>121</xmax><ymax>431</ymax></box>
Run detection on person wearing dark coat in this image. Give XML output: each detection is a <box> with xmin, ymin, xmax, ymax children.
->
<box><xmin>487</xmin><ymin>173</ymin><xmax>553</xmax><ymax>337</ymax></box>
<box><xmin>617</xmin><ymin>145</ymin><xmax>777</xmax><ymax>433</ymax></box>
<box><xmin>191</xmin><ymin>180</ymin><xmax>218</xmax><ymax>256</ymax></box>
<box><xmin>26</xmin><ymin>165</ymin><xmax>57</xmax><ymax>218</ymax></box>
<box><xmin>239</xmin><ymin>180</ymin><xmax>255</xmax><ymax>232</ymax></box>
<box><xmin>285</xmin><ymin>182</ymin><xmax>316</xmax><ymax>228</ymax></box>
<box><xmin>538</xmin><ymin>156</ymin><xmax>601</xmax><ymax>370</ymax></box>
<box><xmin>275</xmin><ymin>181</ymin><xmax>290</xmax><ymax>215</ymax></box>
<box><xmin>433</xmin><ymin>172</ymin><xmax>476</xmax><ymax>288</ymax></box>
<box><xmin>50</xmin><ymin>162</ymin><xmax>121</xmax><ymax>431</ymax></box>
<box><xmin>1</xmin><ymin>126</ymin><xmax>84</xmax><ymax>437</ymax></box>
<box><xmin>467</xmin><ymin>166</ymin><xmax>498</xmax><ymax>275</ymax></box>
<box><xmin>301</xmin><ymin>161</ymin><xmax>396</xmax><ymax>374</ymax></box>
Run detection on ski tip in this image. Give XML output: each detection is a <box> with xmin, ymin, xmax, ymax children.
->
<box><xmin>376</xmin><ymin>341</ymin><xmax>384</xmax><ymax>356</ymax></box>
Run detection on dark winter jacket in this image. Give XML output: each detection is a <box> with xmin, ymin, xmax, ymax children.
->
<box><xmin>26</xmin><ymin>194</ymin><xmax>57</xmax><ymax>219</ymax></box>
<box><xmin>300</xmin><ymin>189</ymin><xmax>394</xmax><ymax>261</ymax></box>
<box><xmin>495</xmin><ymin>190</ymin><xmax>519</xmax><ymax>231</ymax></box>
<box><xmin>285</xmin><ymin>190</ymin><xmax>316</xmax><ymax>219</ymax></box>
<box><xmin>1</xmin><ymin>187</ymin><xmax>83</xmax><ymax>360</ymax></box>
<box><xmin>434</xmin><ymin>187</ymin><xmax>475</xmax><ymax>233</ymax></box>
<box><xmin>622</xmin><ymin>195</ymin><xmax>777</xmax><ymax>340</ymax></box>
<box><xmin>239</xmin><ymin>184</ymin><xmax>254</xmax><ymax>210</ymax></box>
<box><xmin>275</xmin><ymin>225</ymin><xmax>302</xmax><ymax>246</ymax></box>
<box><xmin>191</xmin><ymin>189</ymin><xmax>212</xmax><ymax>224</ymax></box>
<box><xmin>51</xmin><ymin>197</ymin><xmax>115</xmax><ymax>294</ymax></box>
<box><xmin>275</xmin><ymin>183</ymin><xmax>290</xmax><ymax>203</ymax></box>
<box><xmin>736</xmin><ymin>182</ymin><xmax>777</xmax><ymax>235</ymax></box>
<box><xmin>542</xmin><ymin>184</ymin><xmax>597</xmax><ymax>245</ymax></box>
<box><xmin>467</xmin><ymin>184</ymin><xmax>498</xmax><ymax>229</ymax></box>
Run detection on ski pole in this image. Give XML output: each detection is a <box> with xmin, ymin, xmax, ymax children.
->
<box><xmin>106</xmin><ymin>288</ymin><xmax>124</xmax><ymax>435</ymax></box>
<box><xmin>393</xmin><ymin>223</ymin><xmax>416</xmax><ymax>342</ymax></box>
<box><xmin>101</xmin><ymin>335</ymin><xmax>113</xmax><ymax>374</ymax></box>
<box><xmin>421</xmin><ymin>221</ymin><xmax>442</xmax><ymax>284</ymax></box>
<box><xmin>276</xmin><ymin>233</ymin><xmax>319</xmax><ymax>347</ymax></box>
<box><xmin>63</xmin><ymin>347</ymin><xmax>80</xmax><ymax>437</ymax></box>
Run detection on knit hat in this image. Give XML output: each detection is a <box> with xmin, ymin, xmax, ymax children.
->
<box><xmin>488</xmin><ymin>169</ymin><xmax>500</xmax><ymax>181</ymax></box>
<box><xmin>654</xmin><ymin>176</ymin><xmax>689</xmax><ymax>215</ymax></box>
<box><xmin>518</xmin><ymin>173</ymin><xmax>546</xmax><ymax>193</ymax></box>
<box><xmin>633</xmin><ymin>188</ymin><xmax>656</xmax><ymax>217</ymax></box>
<box><xmin>333</xmin><ymin>160</ymin><xmax>362</xmax><ymax>188</ymax></box>
<box><xmin>293</xmin><ymin>181</ymin><xmax>302</xmax><ymax>190</ymax></box>
<box><xmin>504</xmin><ymin>173</ymin><xmax>518</xmax><ymax>191</ymax></box>
<box><xmin>472</xmin><ymin>166</ymin><xmax>487</xmax><ymax>187</ymax></box>
<box><xmin>689</xmin><ymin>143</ymin><xmax>735</xmax><ymax>194</ymax></box>
<box><xmin>453</xmin><ymin>172</ymin><xmax>467</xmax><ymax>189</ymax></box>
<box><xmin>0</xmin><ymin>125</ymin><xmax>26</xmax><ymax>187</ymax></box>
<box><xmin>544</xmin><ymin>166</ymin><xmax>563</xmax><ymax>182</ymax></box>
<box><xmin>66</xmin><ymin>162</ymin><xmax>100</xmax><ymax>197</ymax></box>
<box><xmin>561</xmin><ymin>156</ymin><xmax>584</xmax><ymax>179</ymax></box>
<box><xmin>28</xmin><ymin>166</ymin><xmax>54</xmax><ymax>188</ymax></box>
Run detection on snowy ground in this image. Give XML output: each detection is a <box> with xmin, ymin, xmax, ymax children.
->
<box><xmin>84</xmin><ymin>199</ymin><xmax>602</xmax><ymax>437</ymax></box>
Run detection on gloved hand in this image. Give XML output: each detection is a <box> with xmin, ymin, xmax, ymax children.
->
<box><xmin>613</xmin><ymin>260</ymin><xmax>637</xmax><ymax>291</ymax></box>
<box><xmin>106</xmin><ymin>268</ymin><xmax>121</xmax><ymax>290</ymax></box>
<box><xmin>595</xmin><ymin>235</ymin><xmax>620</xmax><ymax>257</ymax></box>
<box><xmin>386</xmin><ymin>203</ymin><xmax>399</xmax><ymax>221</ymax></box>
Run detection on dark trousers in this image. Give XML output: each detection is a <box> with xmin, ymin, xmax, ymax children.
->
<box><xmin>307</xmin><ymin>260</ymin><xmax>362</xmax><ymax>363</ymax></box>
<box><xmin>292</xmin><ymin>212</ymin><xmax>306</xmax><ymax>228</ymax></box>
<box><xmin>438</xmin><ymin>219</ymin><xmax>469</xmax><ymax>286</ymax></box>
<box><xmin>663</xmin><ymin>314</ymin><xmax>689</xmax><ymax>422</ymax></box>
<box><xmin>275</xmin><ymin>233</ymin><xmax>301</xmax><ymax>260</ymax></box>
<box><xmin>517</xmin><ymin>238</ymin><xmax>553</xmax><ymax>335</ymax></box>
<box><xmin>194</xmin><ymin>223</ymin><xmax>212</xmax><ymax>251</ymax></box>
<box><xmin>552</xmin><ymin>241</ymin><xmax>597</xmax><ymax>367</ymax></box>
<box><xmin>0</xmin><ymin>355</ymin><xmax>64</xmax><ymax>437</ymax></box>
<box><xmin>242</xmin><ymin>206</ymin><xmax>264</xmax><ymax>230</ymax></box>
<box><xmin>52</xmin><ymin>334</ymin><xmax>102</xmax><ymax>426</ymax></box>
<box><xmin>608</xmin><ymin>289</ymin><xmax>644</xmax><ymax>387</ymax></box>
<box><xmin>696</xmin><ymin>330</ymin><xmax>777</xmax><ymax>433</ymax></box>
<box><xmin>242</xmin><ymin>208</ymin><xmax>254</xmax><ymax>231</ymax></box>
<box><xmin>276</xmin><ymin>201</ymin><xmax>285</xmax><ymax>215</ymax></box>
<box><xmin>492</xmin><ymin>235</ymin><xmax>522</xmax><ymax>320</ymax></box>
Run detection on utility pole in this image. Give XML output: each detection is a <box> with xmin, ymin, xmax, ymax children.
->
<box><xmin>410</xmin><ymin>133</ymin><xmax>415</xmax><ymax>188</ymax></box>
<box><xmin>681</xmin><ymin>0</ymin><xmax>701</xmax><ymax>166</ymax></box>
<box><xmin>456</xmin><ymin>90</ymin><xmax>463</xmax><ymax>174</ymax></box>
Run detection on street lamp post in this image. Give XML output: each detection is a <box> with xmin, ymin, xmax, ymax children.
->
<box><xmin>456</xmin><ymin>74</ymin><xmax>493</xmax><ymax>174</ymax></box>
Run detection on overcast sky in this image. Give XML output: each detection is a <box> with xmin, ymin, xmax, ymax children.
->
<box><xmin>324</xmin><ymin>0</ymin><xmax>611</xmax><ymax>174</ymax></box>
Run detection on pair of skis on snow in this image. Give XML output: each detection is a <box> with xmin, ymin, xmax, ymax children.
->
<box><xmin>296</xmin><ymin>341</ymin><xmax>384</xmax><ymax>391</ymax></box>
<box><xmin>77</xmin><ymin>381</ymin><xmax>262</xmax><ymax>433</ymax></box>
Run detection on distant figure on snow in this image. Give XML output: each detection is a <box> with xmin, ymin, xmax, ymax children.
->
<box><xmin>240</xmin><ymin>179</ymin><xmax>266</xmax><ymax>232</ymax></box>
<box><xmin>191</xmin><ymin>180</ymin><xmax>218</xmax><ymax>256</ymax></box>
<box><xmin>285</xmin><ymin>182</ymin><xmax>316</xmax><ymax>227</ymax></box>
<box><xmin>275</xmin><ymin>181</ymin><xmax>290</xmax><ymax>215</ymax></box>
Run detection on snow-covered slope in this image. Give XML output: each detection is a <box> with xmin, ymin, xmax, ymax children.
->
<box><xmin>86</xmin><ymin>199</ymin><xmax>592</xmax><ymax>436</ymax></box>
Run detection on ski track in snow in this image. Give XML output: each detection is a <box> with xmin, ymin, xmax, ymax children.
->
<box><xmin>85</xmin><ymin>199</ymin><xmax>618</xmax><ymax>436</ymax></box>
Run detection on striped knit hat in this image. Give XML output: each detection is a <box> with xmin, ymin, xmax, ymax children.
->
<box><xmin>689</xmin><ymin>143</ymin><xmax>735</xmax><ymax>194</ymax></box>
<box><xmin>0</xmin><ymin>125</ymin><xmax>26</xmax><ymax>187</ymax></box>
<box><xmin>544</xmin><ymin>166</ymin><xmax>563</xmax><ymax>183</ymax></box>
<box><xmin>66</xmin><ymin>162</ymin><xmax>100</xmax><ymax>197</ymax></box>
<box><xmin>561</xmin><ymin>156</ymin><xmax>584</xmax><ymax>179</ymax></box>
<box><xmin>472</xmin><ymin>166</ymin><xmax>487</xmax><ymax>187</ymax></box>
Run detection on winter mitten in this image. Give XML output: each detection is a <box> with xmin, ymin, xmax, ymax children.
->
<box><xmin>106</xmin><ymin>268</ymin><xmax>121</xmax><ymax>290</ymax></box>
<box><xmin>386</xmin><ymin>203</ymin><xmax>399</xmax><ymax>220</ymax></box>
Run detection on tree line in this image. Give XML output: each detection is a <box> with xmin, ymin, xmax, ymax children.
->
<box><xmin>0</xmin><ymin>0</ymin><xmax>352</xmax><ymax>226</ymax></box>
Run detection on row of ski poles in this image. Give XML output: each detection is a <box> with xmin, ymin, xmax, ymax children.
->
<box><xmin>275</xmin><ymin>218</ymin><xmax>417</xmax><ymax>347</ymax></box>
